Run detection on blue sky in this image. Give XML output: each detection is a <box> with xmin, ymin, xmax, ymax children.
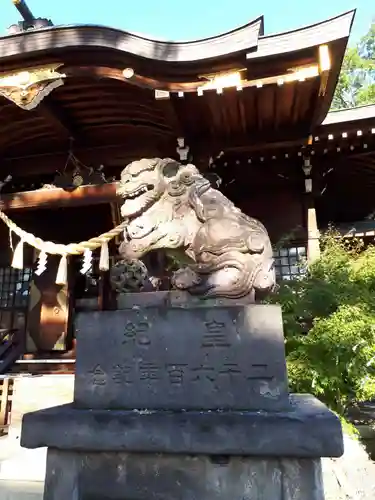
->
<box><xmin>0</xmin><ymin>0</ymin><xmax>373</xmax><ymax>44</ymax></box>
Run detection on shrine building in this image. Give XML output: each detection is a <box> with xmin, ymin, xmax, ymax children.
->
<box><xmin>0</xmin><ymin>3</ymin><xmax>375</xmax><ymax>430</ymax></box>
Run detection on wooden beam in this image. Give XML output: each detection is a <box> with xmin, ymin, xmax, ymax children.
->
<box><xmin>351</xmin><ymin>150</ymin><xmax>375</xmax><ymax>159</ymax></box>
<box><xmin>37</xmin><ymin>104</ymin><xmax>72</xmax><ymax>139</ymax></box>
<box><xmin>2</xmin><ymin>143</ymin><xmax>176</xmax><ymax>176</ymax></box>
<box><xmin>0</xmin><ymin>182</ymin><xmax>120</xmax><ymax>211</ymax></box>
<box><xmin>3</xmin><ymin>131</ymin><xmax>373</xmax><ymax>178</ymax></box>
<box><xmin>3</xmin><ymin>128</ymin><xmax>309</xmax><ymax>172</ymax></box>
<box><xmin>37</xmin><ymin>98</ymin><xmax>82</xmax><ymax>141</ymax></box>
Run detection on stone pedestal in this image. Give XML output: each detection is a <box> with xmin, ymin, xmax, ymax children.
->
<box><xmin>20</xmin><ymin>291</ymin><xmax>343</xmax><ymax>499</ymax></box>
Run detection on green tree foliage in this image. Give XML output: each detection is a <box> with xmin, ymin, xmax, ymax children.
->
<box><xmin>271</xmin><ymin>234</ymin><xmax>375</xmax><ymax>416</ymax></box>
<box><xmin>331</xmin><ymin>22</ymin><xmax>375</xmax><ymax>109</ymax></box>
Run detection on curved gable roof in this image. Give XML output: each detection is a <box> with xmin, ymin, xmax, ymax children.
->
<box><xmin>0</xmin><ymin>17</ymin><xmax>263</xmax><ymax>63</ymax></box>
<box><xmin>0</xmin><ymin>10</ymin><xmax>355</xmax><ymax>66</ymax></box>
<box><xmin>0</xmin><ymin>10</ymin><xmax>357</xmax><ymax>172</ymax></box>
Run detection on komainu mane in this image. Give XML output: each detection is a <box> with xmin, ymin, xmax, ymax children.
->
<box><xmin>117</xmin><ymin>158</ymin><xmax>275</xmax><ymax>299</ymax></box>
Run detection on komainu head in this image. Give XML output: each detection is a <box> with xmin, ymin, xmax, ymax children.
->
<box><xmin>117</xmin><ymin>158</ymin><xmax>206</xmax><ymax>218</ymax></box>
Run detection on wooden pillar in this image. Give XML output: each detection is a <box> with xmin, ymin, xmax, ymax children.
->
<box><xmin>302</xmin><ymin>156</ymin><xmax>320</xmax><ymax>264</ymax></box>
<box><xmin>307</xmin><ymin>203</ymin><xmax>320</xmax><ymax>264</ymax></box>
<box><xmin>0</xmin><ymin>377</ymin><xmax>10</xmax><ymax>431</ymax></box>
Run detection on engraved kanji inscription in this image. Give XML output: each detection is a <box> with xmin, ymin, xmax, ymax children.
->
<box><xmin>218</xmin><ymin>363</ymin><xmax>242</xmax><ymax>381</ymax></box>
<box><xmin>247</xmin><ymin>364</ymin><xmax>273</xmax><ymax>380</ymax></box>
<box><xmin>202</xmin><ymin>319</ymin><xmax>230</xmax><ymax>347</ymax></box>
<box><xmin>190</xmin><ymin>355</ymin><xmax>216</xmax><ymax>382</ymax></box>
<box><xmin>166</xmin><ymin>364</ymin><xmax>188</xmax><ymax>385</ymax></box>
<box><xmin>138</xmin><ymin>361</ymin><xmax>160</xmax><ymax>381</ymax></box>
<box><xmin>112</xmin><ymin>363</ymin><xmax>134</xmax><ymax>385</ymax></box>
<box><xmin>123</xmin><ymin>320</ymin><xmax>151</xmax><ymax>347</ymax></box>
<box><xmin>89</xmin><ymin>364</ymin><xmax>107</xmax><ymax>386</ymax></box>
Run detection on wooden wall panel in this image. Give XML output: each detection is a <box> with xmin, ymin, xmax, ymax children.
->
<box><xmin>240</xmin><ymin>189</ymin><xmax>304</xmax><ymax>244</ymax></box>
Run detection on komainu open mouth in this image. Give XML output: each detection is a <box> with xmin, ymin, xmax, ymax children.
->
<box><xmin>122</xmin><ymin>184</ymin><xmax>154</xmax><ymax>199</ymax></box>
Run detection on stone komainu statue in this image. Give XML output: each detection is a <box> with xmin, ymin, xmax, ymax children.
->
<box><xmin>116</xmin><ymin>158</ymin><xmax>275</xmax><ymax>299</ymax></box>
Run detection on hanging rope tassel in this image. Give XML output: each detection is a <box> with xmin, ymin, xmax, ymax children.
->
<box><xmin>99</xmin><ymin>241</ymin><xmax>110</xmax><ymax>271</ymax></box>
<box><xmin>12</xmin><ymin>238</ymin><xmax>24</xmax><ymax>269</ymax></box>
<box><xmin>56</xmin><ymin>254</ymin><xmax>68</xmax><ymax>286</ymax></box>
<box><xmin>9</xmin><ymin>228</ymin><xmax>14</xmax><ymax>251</ymax></box>
<box><xmin>80</xmin><ymin>249</ymin><xmax>92</xmax><ymax>274</ymax></box>
<box><xmin>35</xmin><ymin>251</ymin><xmax>48</xmax><ymax>276</ymax></box>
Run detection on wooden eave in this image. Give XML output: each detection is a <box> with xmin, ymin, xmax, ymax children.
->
<box><xmin>247</xmin><ymin>10</ymin><xmax>354</xmax><ymax>60</ymax></box>
<box><xmin>0</xmin><ymin>17</ymin><xmax>263</xmax><ymax>65</ymax></box>
<box><xmin>336</xmin><ymin>220</ymin><xmax>375</xmax><ymax>238</ymax></box>
<box><xmin>323</xmin><ymin>105</ymin><xmax>375</xmax><ymax>125</ymax></box>
<box><xmin>195</xmin><ymin>104</ymin><xmax>375</xmax><ymax>174</ymax></box>
<box><xmin>318</xmin><ymin>104</ymin><xmax>375</xmax><ymax>135</ymax></box>
<box><xmin>0</xmin><ymin>11</ymin><xmax>355</xmax><ymax>176</ymax></box>
<box><xmin>0</xmin><ymin>11</ymin><xmax>354</xmax><ymax>85</ymax></box>
<box><xmin>247</xmin><ymin>10</ymin><xmax>355</xmax><ymax>126</ymax></box>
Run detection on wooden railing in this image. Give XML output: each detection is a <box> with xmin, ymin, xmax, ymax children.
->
<box><xmin>0</xmin><ymin>377</ymin><xmax>13</xmax><ymax>436</ymax></box>
<box><xmin>0</xmin><ymin>328</ymin><xmax>23</xmax><ymax>434</ymax></box>
<box><xmin>0</xmin><ymin>328</ymin><xmax>25</xmax><ymax>375</ymax></box>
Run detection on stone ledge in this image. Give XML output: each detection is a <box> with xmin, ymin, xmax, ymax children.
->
<box><xmin>21</xmin><ymin>394</ymin><xmax>343</xmax><ymax>458</ymax></box>
<box><xmin>116</xmin><ymin>290</ymin><xmax>255</xmax><ymax>309</ymax></box>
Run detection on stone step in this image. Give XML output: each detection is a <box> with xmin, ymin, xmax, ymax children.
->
<box><xmin>0</xmin><ymin>479</ymin><xmax>43</xmax><ymax>500</ymax></box>
<box><xmin>8</xmin><ymin>374</ymin><xmax>74</xmax><ymax>441</ymax></box>
<box><xmin>0</xmin><ymin>440</ymin><xmax>47</xmax><ymax>482</ymax></box>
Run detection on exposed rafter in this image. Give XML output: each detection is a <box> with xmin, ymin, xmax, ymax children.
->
<box><xmin>37</xmin><ymin>98</ymin><xmax>82</xmax><ymax>142</ymax></box>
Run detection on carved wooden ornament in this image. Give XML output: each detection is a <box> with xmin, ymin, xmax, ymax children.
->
<box><xmin>0</xmin><ymin>64</ymin><xmax>66</xmax><ymax>110</ymax></box>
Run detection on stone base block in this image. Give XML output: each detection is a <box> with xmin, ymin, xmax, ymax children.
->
<box><xmin>21</xmin><ymin>393</ymin><xmax>343</xmax><ymax>499</ymax></box>
<box><xmin>21</xmin><ymin>394</ymin><xmax>343</xmax><ymax>458</ymax></box>
<box><xmin>43</xmin><ymin>449</ymin><xmax>325</xmax><ymax>500</ymax></box>
<box><xmin>74</xmin><ymin>303</ymin><xmax>289</xmax><ymax>412</ymax></box>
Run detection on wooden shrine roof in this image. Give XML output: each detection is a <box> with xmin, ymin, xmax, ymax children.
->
<box><xmin>0</xmin><ymin>10</ymin><xmax>354</xmax><ymax>176</ymax></box>
<box><xmin>0</xmin><ymin>17</ymin><xmax>264</xmax><ymax>64</ymax></box>
<box><xmin>319</xmin><ymin>104</ymin><xmax>375</xmax><ymax>136</ymax></box>
<box><xmin>322</xmin><ymin>104</ymin><xmax>375</xmax><ymax>126</ymax></box>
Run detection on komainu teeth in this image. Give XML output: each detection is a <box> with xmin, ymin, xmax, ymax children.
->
<box><xmin>125</xmin><ymin>185</ymin><xmax>148</xmax><ymax>199</ymax></box>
